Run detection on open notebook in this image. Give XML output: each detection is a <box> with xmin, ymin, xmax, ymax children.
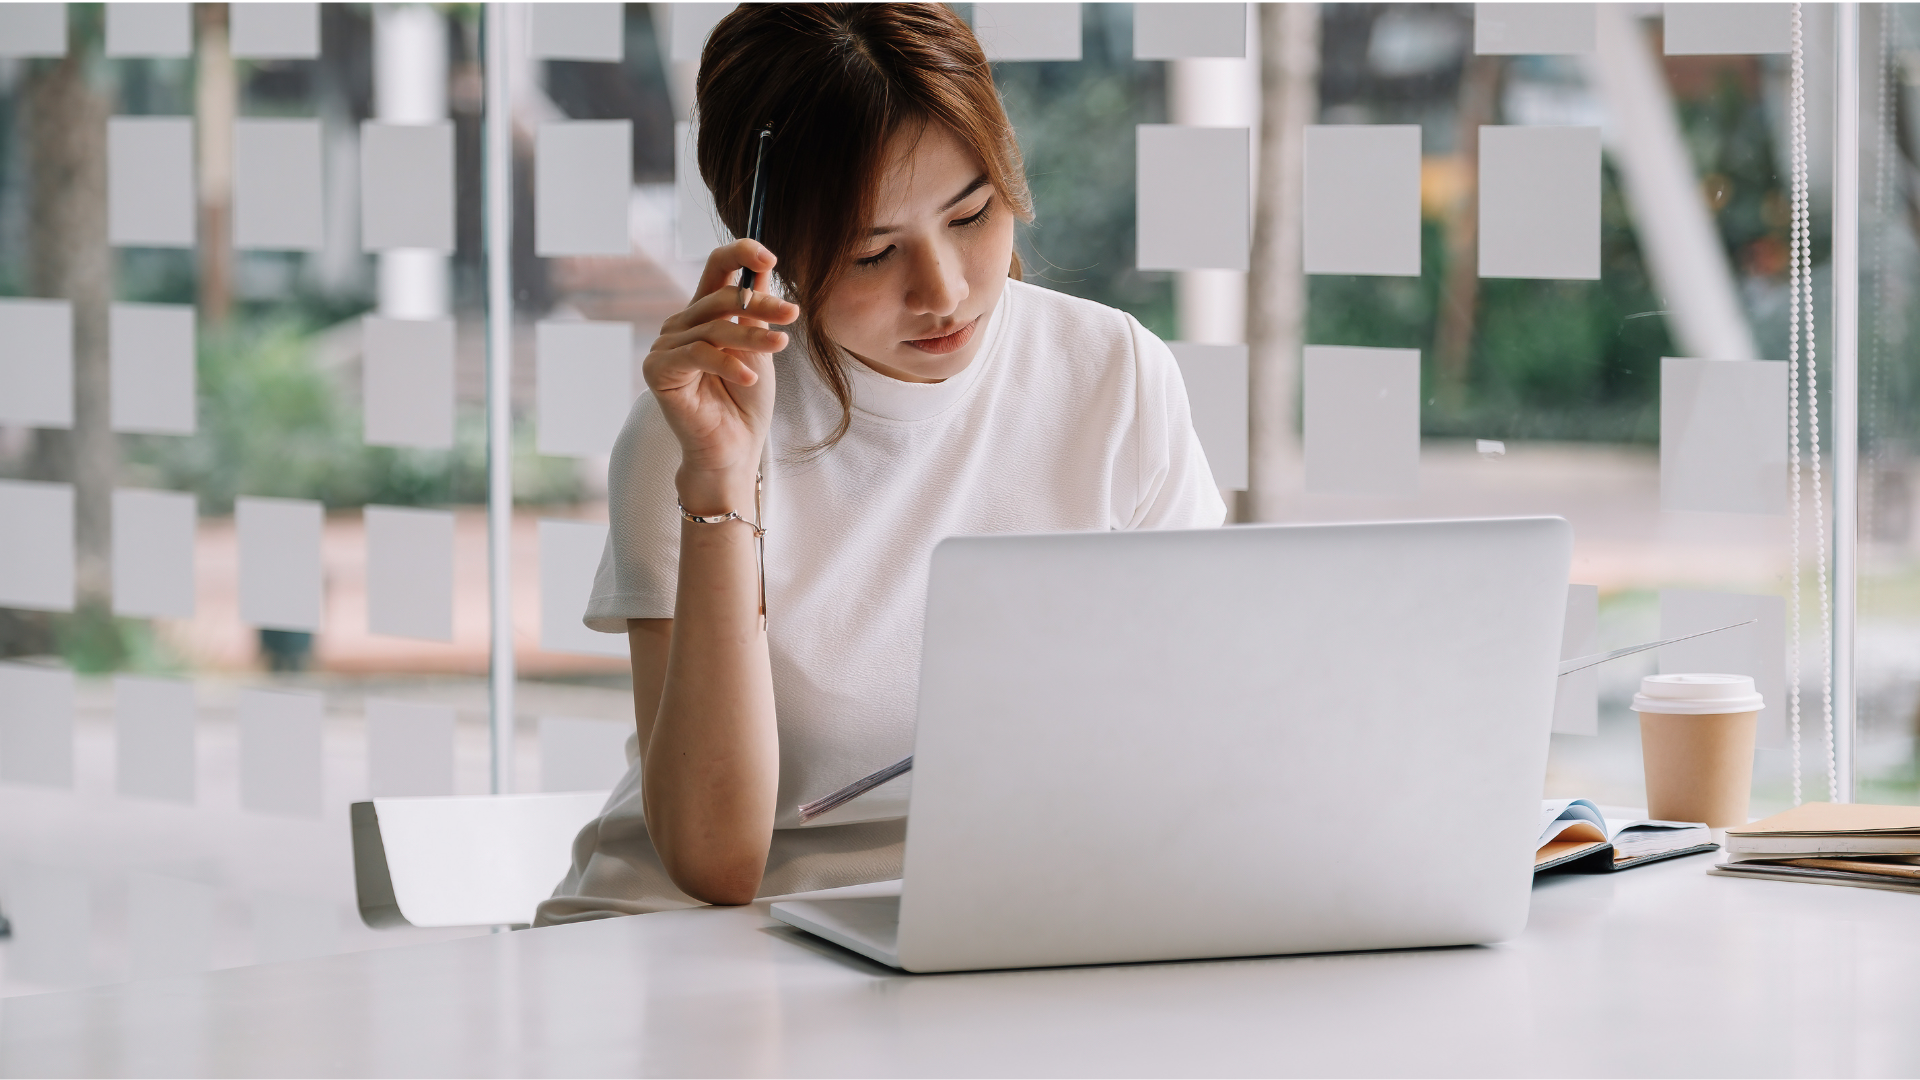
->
<box><xmin>1536</xmin><ymin>798</ymin><xmax>1716</xmax><ymax>872</ymax></box>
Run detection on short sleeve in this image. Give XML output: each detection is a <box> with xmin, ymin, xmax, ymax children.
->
<box><xmin>583</xmin><ymin>391</ymin><xmax>683</xmax><ymax>632</ymax></box>
<box><xmin>1120</xmin><ymin>316</ymin><xmax>1229</xmax><ymax>530</ymax></box>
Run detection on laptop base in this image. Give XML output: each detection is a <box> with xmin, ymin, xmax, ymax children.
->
<box><xmin>770</xmin><ymin>897</ymin><xmax>903</xmax><ymax>968</ymax></box>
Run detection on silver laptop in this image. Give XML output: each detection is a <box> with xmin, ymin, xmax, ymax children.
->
<box><xmin>771</xmin><ymin>517</ymin><xmax>1572</xmax><ymax>973</ymax></box>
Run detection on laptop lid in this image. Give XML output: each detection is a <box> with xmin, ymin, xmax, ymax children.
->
<box><xmin>893</xmin><ymin>517</ymin><xmax>1571</xmax><ymax>972</ymax></box>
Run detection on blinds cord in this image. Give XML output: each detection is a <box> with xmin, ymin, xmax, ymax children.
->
<box><xmin>1786</xmin><ymin>2</ymin><xmax>1837</xmax><ymax>807</ymax></box>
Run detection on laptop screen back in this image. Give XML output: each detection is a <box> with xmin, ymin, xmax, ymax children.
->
<box><xmin>896</xmin><ymin>517</ymin><xmax>1572</xmax><ymax>972</ymax></box>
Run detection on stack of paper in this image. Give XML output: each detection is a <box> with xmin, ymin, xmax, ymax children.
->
<box><xmin>1710</xmin><ymin>802</ymin><xmax>1920</xmax><ymax>894</ymax></box>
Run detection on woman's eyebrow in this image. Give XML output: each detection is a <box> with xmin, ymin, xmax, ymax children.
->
<box><xmin>867</xmin><ymin>175</ymin><xmax>991</xmax><ymax>236</ymax></box>
<box><xmin>939</xmin><ymin>175</ymin><xmax>992</xmax><ymax>212</ymax></box>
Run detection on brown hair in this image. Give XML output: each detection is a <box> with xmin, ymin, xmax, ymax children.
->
<box><xmin>696</xmin><ymin>3</ymin><xmax>1033</xmax><ymax>450</ymax></box>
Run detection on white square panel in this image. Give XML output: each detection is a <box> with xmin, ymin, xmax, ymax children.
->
<box><xmin>537</xmin><ymin>320</ymin><xmax>633</xmax><ymax>458</ymax></box>
<box><xmin>1552</xmin><ymin>583</ymin><xmax>1599</xmax><ymax>736</ymax></box>
<box><xmin>1302</xmin><ymin>345</ymin><xmax>1421</xmax><ymax>497</ymax></box>
<box><xmin>1133</xmin><ymin>3</ymin><xmax>1245</xmax><ymax>59</ymax></box>
<box><xmin>238</xmin><ymin>688</ymin><xmax>323</xmax><ymax>817</ymax></box>
<box><xmin>0</xmin><ymin>298</ymin><xmax>72</xmax><ymax>428</ymax></box>
<box><xmin>366</xmin><ymin>699</ymin><xmax>455</xmax><ymax>797</ymax></box>
<box><xmin>109</xmin><ymin>117</ymin><xmax>195</xmax><ymax>248</ymax></box>
<box><xmin>1303</xmin><ymin>125</ymin><xmax>1421</xmax><ymax>276</ymax></box>
<box><xmin>1478</xmin><ymin>125</ymin><xmax>1600</xmax><ymax>280</ymax></box>
<box><xmin>236</xmin><ymin>496</ymin><xmax>323</xmax><ymax>632</ymax></box>
<box><xmin>1660</xmin><ymin>590</ymin><xmax>1787</xmax><ymax>750</ymax></box>
<box><xmin>362</xmin><ymin>316</ymin><xmax>454</xmax><ymax>449</ymax></box>
<box><xmin>234</xmin><ymin>119</ymin><xmax>325</xmax><ymax>252</ymax></box>
<box><xmin>0</xmin><ymin>4</ymin><xmax>67</xmax><ymax>56</ymax></box>
<box><xmin>128</xmin><ymin>873</ymin><xmax>215</xmax><ymax>978</ymax></box>
<box><xmin>252</xmin><ymin>892</ymin><xmax>339</xmax><ymax>964</ymax></box>
<box><xmin>4</xmin><ymin>864</ymin><xmax>90</xmax><ymax>986</ymax></box>
<box><xmin>360</xmin><ymin>122</ymin><xmax>454</xmax><ymax>253</ymax></box>
<box><xmin>105</xmin><ymin>3</ymin><xmax>190</xmax><ymax>57</ymax></box>
<box><xmin>530</xmin><ymin>3</ymin><xmax>624</xmax><ymax>61</ymax></box>
<box><xmin>536</xmin><ymin>121</ymin><xmax>632</xmax><ymax>257</ymax></box>
<box><xmin>1474</xmin><ymin>4</ymin><xmax>1595</xmax><ymax>54</ymax></box>
<box><xmin>972</xmin><ymin>3</ymin><xmax>1081</xmax><ymax>61</ymax></box>
<box><xmin>1664</xmin><ymin>3</ymin><xmax>1792</xmax><ymax>55</ymax></box>
<box><xmin>112</xmin><ymin>488</ymin><xmax>196</xmax><ymax>620</ymax></box>
<box><xmin>1137</xmin><ymin>125</ymin><xmax>1250</xmax><ymax>271</ymax></box>
<box><xmin>115</xmin><ymin>674</ymin><xmax>196</xmax><ymax>803</ymax></box>
<box><xmin>1169</xmin><ymin>342</ymin><xmax>1248</xmax><ymax>491</ymax></box>
<box><xmin>111</xmin><ymin>302</ymin><xmax>196</xmax><ymax>434</ymax></box>
<box><xmin>1660</xmin><ymin>357</ymin><xmax>1788</xmax><ymax>515</ymax></box>
<box><xmin>541</xmin><ymin>715</ymin><xmax>630</xmax><ymax>792</ymax></box>
<box><xmin>0</xmin><ymin>662</ymin><xmax>74</xmax><ymax>788</ymax></box>
<box><xmin>365</xmin><ymin>505</ymin><xmax>454</xmax><ymax>641</ymax></box>
<box><xmin>540</xmin><ymin>520</ymin><xmax>625</xmax><ymax>657</ymax></box>
<box><xmin>229</xmin><ymin>2</ymin><xmax>319</xmax><ymax>58</ymax></box>
<box><xmin>0</xmin><ymin>480</ymin><xmax>75</xmax><ymax>613</ymax></box>
<box><xmin>675</xmin><ymin>120</ymin><xmax>727</xmax><ymax>260</ymax></box>
<box><xmin>668</xmin><ymin>3</ymin><xmax>735</xmax><ymax>62</ymax></box>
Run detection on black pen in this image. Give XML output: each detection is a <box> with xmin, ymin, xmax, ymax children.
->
<box><xmin>738</xmin><ymin>122</ymin><xmax>774</xmax><ymax>309</ymax></box>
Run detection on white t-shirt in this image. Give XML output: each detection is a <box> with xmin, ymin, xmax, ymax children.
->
<box><xmin>537</xmin><ymin>279</ymin><xmax>1225</xmax><ymax>923</ymax></box>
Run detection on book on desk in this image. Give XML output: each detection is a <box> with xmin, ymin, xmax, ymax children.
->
<box><xmin>1710</xmin><ymin>802</ymin><xmax>1920</xmax><ymax>894</ymax></box>
<box><xmin>1535</xmin><ymin>798</ymin><xmax>1716</xmax><ymax>873</ymax></box>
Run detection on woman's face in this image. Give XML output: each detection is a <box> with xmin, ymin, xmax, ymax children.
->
<box><xmin>816</xmin><ymin>123</ymin><xmax>1017</xmax><ymax>383</ymax></box>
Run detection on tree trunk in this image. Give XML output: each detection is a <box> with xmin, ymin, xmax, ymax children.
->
<box><xmin>1245</xmin><ymin>3</ymin><xmax>1319</xmax><ymax>523</ymax></box>
<box><xmin>27</xmin><ymin>52</ymin><xmax>115</xmax><ymax>610</ymax></box>
<box><xmin>1432</xmin><ymin>55</ymin><xmax>1503</xmax><ymax>407</ymax></box>
<box><xmin>197</xmin><ymin>3</ymin><xmax>235</xmax><ymax>326</ymax></box>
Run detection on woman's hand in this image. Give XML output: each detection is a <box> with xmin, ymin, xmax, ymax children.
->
<box><xmin>644</xmin><ymin>240</ymin><xmax>801</xmax><ymax>513</ymax></box>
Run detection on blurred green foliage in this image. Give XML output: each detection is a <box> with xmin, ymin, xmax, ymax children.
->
<box><xmin>1680</xmin><ymin>68</ymin><xmax>1804</xmax><ymax>267</ymax></box>
<box><xmin>1309</xmin><ymin>168</ymin><xmax>1675</xmax><ymax>444</ymax></box>
<box><xmin>123</xmin><ymin>318</ymin><xmax>583</xmax><ymax>514</ymax></box>
<box><xmin>992</xmin><ymin>3</ymin><xmax>1177</xmax><ymax>340</ymax></box>
<box><xmin>55</xmin><ymin>604</ymin><xmax>182</xmax><ymax>676</ymax></box>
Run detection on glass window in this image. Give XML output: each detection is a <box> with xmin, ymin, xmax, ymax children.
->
<box><xmin>0</xmin><ymin>2</ymin><xmax>1906</xmax><ymax>996</ymax></box>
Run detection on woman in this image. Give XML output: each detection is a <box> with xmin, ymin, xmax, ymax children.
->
<box><xmin>536</xmin><ymin>3</ymin><xmax>1224</xmax><ymax>924</ymax></box>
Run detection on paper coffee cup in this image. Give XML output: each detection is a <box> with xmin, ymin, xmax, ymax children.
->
<box><xmin>1631</xmin><ymin>674</ymin><xmax>1762</xmax><ymax>829</ymax></box>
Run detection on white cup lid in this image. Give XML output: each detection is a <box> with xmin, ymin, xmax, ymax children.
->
<box><xmin>1631</xmin><ymin>673</ymin><xmax>1764</xmax><ymax>715</ymax></box>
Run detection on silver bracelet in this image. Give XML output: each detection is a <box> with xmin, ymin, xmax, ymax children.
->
<box><xmin>676</xmin><ymin>506</ymin><xmax>765</xmax><ymax>537</ymax></box>
<box><xmin>677</xmin><ymin>473</ymin><xmax>767</xmax><ymax>628</ymax></box>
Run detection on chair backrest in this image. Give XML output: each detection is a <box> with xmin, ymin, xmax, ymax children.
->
<box><xmin>351</xmin><ymin>791</ymin><xmax>609</xmax><ymax>929</ymax></box>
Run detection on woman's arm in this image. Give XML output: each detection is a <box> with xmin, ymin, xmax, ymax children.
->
<box><xmin>638</xmin><ymin>511</ymin><xmax>778</xmax><ymax>904</ymax></box>
<box><xmin>631</xmin><ymin>240</ymin><xmax>798</xmax><ymax>905</ymax></box>
<box><xmin>626</xmin><ymin>619</ymin><xmax>670</xmax><ymax>754</ymax></box>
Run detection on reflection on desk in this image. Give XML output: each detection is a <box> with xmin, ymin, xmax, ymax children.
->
<box><xmin>1</xmin><ymin>851</ymin><xmax>1917</xmax><ymax>1077</ymax></box>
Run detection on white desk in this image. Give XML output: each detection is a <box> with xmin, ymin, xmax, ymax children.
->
<box><xmin>2</xmin><ymin>852</ymin><xmax>1917</xmax><ymax>1077</ymax></box>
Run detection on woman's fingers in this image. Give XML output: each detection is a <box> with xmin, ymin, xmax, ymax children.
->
<box><xmin>692</xmin><ymin>239</ymin><xmax>780</xmax><ymax>304</ymax></box>
<box><xmin>659</xmin><ymin>278</ymin><xmax>799</xmax><ymax>338</ymax></box>
<box><xmin>654</xmin><ymin>317</ymin><xmax>787</xmax><ymax>358</ymax></box>
<box><xmin>684</xmin><ymin>282</ymin><xmax>800</xmax><ymax>331</ymax></box>
<box><xmin>647</xmin><ymin>339</ymin><xmax>759</xmax><ymax>391</ymax></box>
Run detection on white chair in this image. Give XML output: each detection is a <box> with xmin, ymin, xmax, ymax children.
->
<box><xmin>350</xmin><ymin>792</ymin><xmax>609</xmax><ymax>929</ymax></box>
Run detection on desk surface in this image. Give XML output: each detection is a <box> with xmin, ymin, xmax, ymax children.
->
<box><xmin>2</xmin><ymin>852</ymin><xmax>1918</xmax><ymax>1077</ymax></box>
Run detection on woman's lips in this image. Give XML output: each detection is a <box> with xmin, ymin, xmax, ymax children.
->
<box><xmin>904</xmin><ymin>316</ymin><xmax>978</xmax><ymax>355</ymax></box>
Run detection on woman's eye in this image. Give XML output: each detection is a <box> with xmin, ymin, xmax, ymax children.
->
<box><xmin>951</xmin><ymin>198</ymin><xmax>993</xmax><ymax>228</ymax></box>
<box><xmin>856</xmin><ymin>245</ymin><xmax>895</xmax><ymax>267</ymax></box>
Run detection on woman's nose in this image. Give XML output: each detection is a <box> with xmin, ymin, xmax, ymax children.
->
<box><xmin>905</xmin><ymin>244</ymin><xmax>968</xmax><ymax>318</ymax></box>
